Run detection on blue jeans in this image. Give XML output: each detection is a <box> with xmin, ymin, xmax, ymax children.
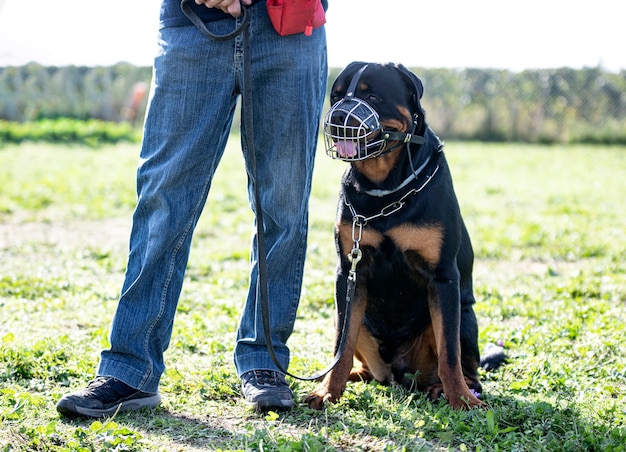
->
<box><xmin>98</xmin><ymin>4</ymin><xmax>327</xmax><ymax>394</ymax></box>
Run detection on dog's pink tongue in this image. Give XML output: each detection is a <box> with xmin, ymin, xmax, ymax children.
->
<box><xmin>336</xmin><ymin>141</ymin><xmax>358</xmax><ymax>158</ymax></box>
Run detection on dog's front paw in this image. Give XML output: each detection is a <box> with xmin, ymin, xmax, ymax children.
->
<box><xmin>303</xmin><ymin>393</ymin><xmax>326</xmax><ymax>410</ymax></box>
<box><xmin>304</xmin><ymin>385</ymin><xmax>343</xmax><ymax>410</ymax></box>
<box><xmin>425</xmin><ymin>384</ymin><xmax>486</xmax><ymax>410</ymax></box>
<box><xmin>446</xmin><ymin>389</ymin><xmax>486</xmax><ymax>410</ymax></box>
<box><xmin>424</xmin><ymin>383</ymin><xmax>445</xmax><ymax>401</ymax></box>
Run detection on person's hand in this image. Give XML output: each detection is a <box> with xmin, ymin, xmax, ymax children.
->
<box><xmin>195</xmin><ymin>0</ymin><xmax>252</xmax><ymax>18</ymax></box>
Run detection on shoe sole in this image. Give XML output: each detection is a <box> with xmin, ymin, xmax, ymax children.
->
<box><xmin>247</xmin><ymin>397</ymin><xmax>295</xmax><ymax>412</ymax></box>
<box><xmin>57</xmin><ymin>394</ymin><xmax>161</xmax><ymax>418</ymax></box>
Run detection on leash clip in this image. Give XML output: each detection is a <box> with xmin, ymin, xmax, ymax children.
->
<box><xmin>348</xmin><ymin>247</ymin><xmax>362</xmax><ymax>271</ymax></box>
<box><xmin>349</xmin><ymin>216</ymin><xmax>364</xmax><ymax>276</ymax></box>
<box><xmin>348</xmin><ymin>246</ymin><xmax>362</xmax><ymax>283</ymax></box>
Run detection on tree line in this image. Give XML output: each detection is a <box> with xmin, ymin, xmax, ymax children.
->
<box><xmin>1</xmin><ymin>63</ymin><xmax>625</xmax><ymax>144</ymax></box>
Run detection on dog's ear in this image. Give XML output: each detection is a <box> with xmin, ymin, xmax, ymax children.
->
<box><xmin>396</xmin><ymin>64</ymin><xmax>424</xmax><ymax>104</ymax></box>
<box><xmin>396</xmin><ymin>64</ymin><xmax>426</xmax><ymax>132</ymax></box>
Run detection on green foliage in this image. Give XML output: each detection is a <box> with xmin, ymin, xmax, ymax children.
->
<box><xmin>4</xmin><ymin>419</ymin><xmax>146</xmax><ymax>451</ymax></box>
<box><xmin>326</xmin><ymin>65</ymin><xmax>626</xmax><ymax>145</ymax></box>
<box><xmin>0</xmin><ymin>141</ymin><xmax>625</xmax><ymax>451</ymax></box>
<box><xmin>0</xmin><ymin>118</ymin><xmax>141</xmax><ymax>146</ymax></box>
<box><xmin>0</xmin><ymin>63</ymin><xmax>151</xmax><ymax>123</ymax></box>
<box><xmin>418</xmin><ymin>66</ymin><xmax>626</xmax><ymax>144</ymax></box>
<box><xmin>2</xmin><ymin>64</ymin><xmax>626</xmax><ymax>144</ymax></box>
<box><xmin>0</xmin><ymin>334</ymin><xmax>82</xmax><ymax>383</ymax></box>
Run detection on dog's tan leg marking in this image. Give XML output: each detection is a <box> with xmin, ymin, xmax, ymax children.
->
<box><xmin>386</xmin><ymin>223</ymin><xmax>443</xmax><ymax>266</ymax></box>
<box><xmin>386</xmin><ymin>223</ymin><xmax>481</xmax><ymax>407</ymax></box>
<box><xmin>428</xmin><ymin>309</ymin><xmax>484</xmax><ymax>409</ymax></box>
<box><xmin>351</xmin><ymin>328</ymin><xmax>392</xmax><ymax>383</ymax></box>
<box><xmin>305</xmin><ymin>293</ymin><xmax>369</xmax><ymax>410</ymax></box>
<box><xmin>348</xmin><ymin>358</ymin><xmax>374</xmax><ymax>382</ymax></box>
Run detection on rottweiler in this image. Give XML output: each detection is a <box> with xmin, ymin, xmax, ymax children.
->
<box><xmin>305</xmin><ymin>62</ymin><xmax>489</xmax><ymax>410</ymax></box>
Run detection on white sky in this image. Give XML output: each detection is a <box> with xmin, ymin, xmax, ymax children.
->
<box><xmin>0</xmin><ymin>0</ymin><xmax>624</xmax><ymax>72</ymax></box>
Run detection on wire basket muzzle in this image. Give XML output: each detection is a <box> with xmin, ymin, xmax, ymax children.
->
<box><xmin>323</xmin><ymin>98</ymin><xmax>386</xmax><ymax>161</ymax></box>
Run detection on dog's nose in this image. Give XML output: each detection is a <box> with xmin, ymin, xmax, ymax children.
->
<box><xmin>330</xmin><ymin>109</ymin><xmax>348</xmax><ymax>127</ymax></box>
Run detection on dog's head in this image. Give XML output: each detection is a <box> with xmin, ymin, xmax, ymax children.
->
<box><xmin>324</xmin><ymin>62</ymin><xmax>426</xmax><ymax>161</ymax></box>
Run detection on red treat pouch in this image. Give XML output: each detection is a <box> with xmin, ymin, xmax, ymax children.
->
<box><xmin>266</xmin><ymin>0</ymin><xmax>326</xmax><ymax>36</ymax></box>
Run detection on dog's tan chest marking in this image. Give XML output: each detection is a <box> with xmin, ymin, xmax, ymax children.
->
<box><xmin>338</xmin><ymin>221</ymin><xmax>383</xmax><ymax>255</ymax></box>
<box><xmin>386</xmin><ymin>223</ymin><xmax>443</xmax><ymax>266</ymax></box>
<box><xmin>339</xmin><ymin>222</ymin><xmax>443</xmax><ymax>266</ymax></box>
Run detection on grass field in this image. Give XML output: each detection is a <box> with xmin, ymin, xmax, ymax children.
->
<box><xmin>0</xmin><ymin>140</ymin><xmax>625</xmax><ymax>451</ymax></box>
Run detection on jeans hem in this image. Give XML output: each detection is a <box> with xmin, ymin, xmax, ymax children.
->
<box><xmin>234</xmin><ymin>349</ymin><xmax>290</xmax><ymax>378</ymax></box>
<box><xmin>97</xmin><ymin>358</ymin><xmax>160</xmax><ymax>394</ymax></box>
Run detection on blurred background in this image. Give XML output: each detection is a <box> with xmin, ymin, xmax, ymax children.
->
<box><xmin>1</xmin><ymin>0</ymin><xmax>625</xmax><ymax>144</ymax></box>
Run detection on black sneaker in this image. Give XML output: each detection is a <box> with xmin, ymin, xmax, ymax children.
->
<box><xmin>56</xmin><ymin>376</ymin><xmax>161</xmax><ymax>418</ymax></box>
<box><xmin>241</xmin><ymin>370</ymin><xmax>295</xmax><ymax>412</ymax></box>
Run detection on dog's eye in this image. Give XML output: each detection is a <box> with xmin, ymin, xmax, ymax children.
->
<box><xmin>367</xmin><ymin>94</ymin><xmax>381</xmax><ymax>102</ymax></box>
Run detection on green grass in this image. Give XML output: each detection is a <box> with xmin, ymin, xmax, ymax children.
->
<box><xmin>0</xmin><ymin>140</ymin><xmax>625</xmax><ymax>451</ymax></box>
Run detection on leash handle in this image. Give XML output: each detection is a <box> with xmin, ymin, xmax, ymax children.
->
<box><xmin>180</xmin><ymin>0</ymin><xmax>249</xmax><ymax>41</ymax></box>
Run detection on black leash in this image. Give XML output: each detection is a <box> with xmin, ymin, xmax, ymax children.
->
<box><xmin>180</xmin><ymin>0</ymin><xmax>249</xmax><ymax>41</ymax></box>
<box><xmin>180</xmin><ymin>0</ymin><xmax>351</xmax><ymax>381</ymax></box>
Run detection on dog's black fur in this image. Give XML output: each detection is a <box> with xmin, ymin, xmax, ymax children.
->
<box><xmin>306</xmin><ymin>62</ymin><xmax>495</xmax><ymax>410</ymax></box>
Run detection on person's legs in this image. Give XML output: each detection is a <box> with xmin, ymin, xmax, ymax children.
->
<box><xmin>57</xmin><ymin>18</ymin><xmax>246</xmax><ymax>418</ymax></box>
<box><xmin>233</xmin><ymin>5</ymin><xmax>328</xmax><ymax>376</ymax></box>
<box><xmin>98</xmin><ymin>21</ymin><xmax>246</xmax><ymax>393</ymax></box>
<box><xmin>57</xmin><ymin>2</ymin><xmax>327</xmax><ymax>417</ymax></box>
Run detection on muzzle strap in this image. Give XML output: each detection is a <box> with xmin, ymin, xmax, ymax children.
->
<box><xmin>383</xmin><ymin>130</ymin><xmax>425</xmax><ymax>146</ymax></box>
<box><xmin>345</xmin><ymin>64</ymin><xmax>368</xmax><ymax>99</ymax></box>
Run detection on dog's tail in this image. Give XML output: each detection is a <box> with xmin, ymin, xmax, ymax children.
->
<box><xmin>480</xmin><ymin>343</ymin><xmax>507</xmax><ymax>371</ymax></box>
